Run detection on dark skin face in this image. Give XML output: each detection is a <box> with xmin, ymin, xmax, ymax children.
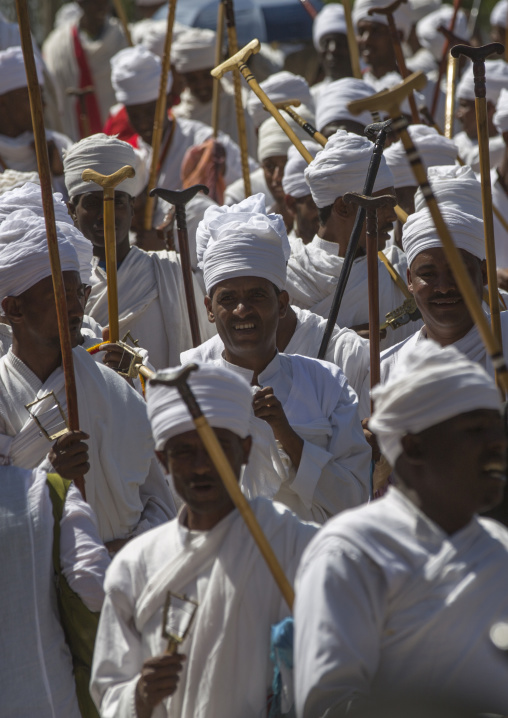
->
<box><xmin>396</xmin><ymin>409</ymin><xmax>506</xmax><ymax>534</ymax></box>
<box><xmin>285</xmin><ymin>193</ymin><xmax>319</xmax><ymax>244</ymax></box>
<box><xmin>356</xmin><ymin>19</ymin><xmax>399</xmax><ymax>78</ymax></box>
<box><xmin>67</xmin><ymin>190</ymin><xmax>134</xmax><ymax>264</ymax></box>
<box><xmin>0</xmin><ymin>86</ymin><xmax>33</xmax><ymax>136</ymax></box>
<box><xmin>408</xmin><ymin>247</ymin><xmax>487</xmax><ymax>346</ymax></box>
<box><xmin>491</xmin><ymin>25</ymin><xmax>507</xmax><ymax>59</ymax></box>
<box><xmin>78</xmin><ymin>0</ymin><xmax>111</xmax><ymax>39</ymax></box>
<box><xmin>456</xmin><ymin>98</ymin><xmax>497</xmax><ymax>140</ymax></box>
<box><xmin>262</xmin><ymin>155</ymin><xmax>287</xmax><ymax>203</ymax></box>
<box><xmin>125</xmin><ymin>94</ymin><xmax>172</xmax><ymax>146</ymax></box>
<box><xmin>321</xmin><ymin>119</ymin><xmax>367</xmax><ymax>138</ymax></box>
<box><xmin>317</xmin><ymin>32</ymin><xmax>353</xmax><ymax>81</ymax></box>
<box><xmin>182</xmin><ymin>68</ymin><xmax>214</xmax><ymax>104</ymax></box>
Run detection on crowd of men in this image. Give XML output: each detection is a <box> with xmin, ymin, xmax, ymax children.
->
<box><xmin>1</xmin><ymin>0</ymin><xmax>508</xmax><ymax>715</ymax></box>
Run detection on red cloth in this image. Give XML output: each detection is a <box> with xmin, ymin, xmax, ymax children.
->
<box><xmin>71</xmin><ymin>25</ymin><xmax>103</xmax><ymax>138</ymax></box>
<box><xmin>103</xmin><ymin>106</ymin><xmax>139</xmax><ymax>147</ymax></box>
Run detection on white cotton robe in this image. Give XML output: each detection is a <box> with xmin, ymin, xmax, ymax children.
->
<box><xmin>0</xmin><ymin>345</ymin><xmax>175</xmax><ymax>542</ymax></box>
<box><xmin>286</xmin><ymin>235</ymin><xmax>422</xmax><ymax>349</ymax></box>
<box><xmin>294</xmin><ymin>487</ymin><xmax>508</xmax><ymax>718</ymax></box>
<box><xmin>91</xmin><ymin>498</ymin><xmax>318</xmax><ymax>718</ymax></box>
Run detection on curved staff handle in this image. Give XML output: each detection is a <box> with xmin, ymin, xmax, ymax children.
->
<box><xmin>348</xmin><ymin>71</ymin><xmax>508</xmax><ymax>393</ymax></box>
<box><xmin>151</xmin><ymin>364</ymin><xmax>295</xmax><ymax>611</ymax></box>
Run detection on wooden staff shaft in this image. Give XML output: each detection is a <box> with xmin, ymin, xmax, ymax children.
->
<box><xmin>430</xmin><ymin>0</ymin><xmax>462</xmax><ymax>117</ymax></box>
<box><xmin>281</xmin><ymin>105</ymin><xmax>327</xmax><ymax>146</ymax></box>
<box><xmin>16</xmin><ymin>0</ymin><xmax>85</xmax><ymax>500</ymax></box>
<box><xmin>385</xmin><ymin>14</ymin><xmax>419</xmax><ymax>123</ymax></box>
<box><xmin>223</xmin><ymin>0</ymin><xmax>252</xmax><ymax>197</ymax></box>
<box><xmin>444</xmin><ymin>54</ymin><xmax>458</xmax><ymax>139</ymax></box>
<box><xmin>103</xmin><ymin>188</ymin><xmax>120</xmax><ymax>343</ymax></box>
<box><xmin>144</xmin><ymin>0</ymin><xmax>177</xmax><ymax>230</ymax></box>
<box><xmin>175</xmin><ymin>207</ymin><xmax>202</xmax><ymax>347</ymax></box>
<box><xmin>112</xmin><ymin>0</ymin><xmax>133</xmax><ymax>46</ymax></box>
<box><xmin>212</xmin><ymin>1</ymin><xmax>225</xmax><ymax>138</ymax></box>
<box><xmin>342</xmin><ymin>0</ymin><xmax>362</xmax><ymax>80</ymax></box>
<box><xmin>366</xmin><ymin>213</ymin><xmax>381</xmax><ymax>409</ymax></box>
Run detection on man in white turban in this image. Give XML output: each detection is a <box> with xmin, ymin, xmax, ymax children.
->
<box><xmin>64</xmin><ymin>132</ymin><xmax>213</xmax><ymax>369</ymax></box>
<box><xmin>286</xmin><ymin>130</ymin><xmax>421</xmax><ymax>349</ymax></box>
<box><xmin>491</xmin><ymin>0</ymin><xmax>508</xmax><ymax>57</ymax></box>
<box><xmin>311</xmin><ymin>4</ymin><xmax>352</xmax><ymax>101</ymax></box>
<box><xmin>91</xmin><ymin>362</ymin><xmax>318</xmax><ymax>718</ymax></box>
<box><xmin>43</xmin><ymin>0</ymin><xmax>128</xmax><ymax>141</ymax></box>
<box><xmin>283</xmin><ymin>141</ymin><xmax>321</xmax><ymax>245</ymax></box>
<box><xmin>295</xmin><ymin>342</ymin><xmax>508</xmax><ymax>718</ymax></box>
<box><xmin>491</xmin><ymin>87</ymin><xmax>508</xmax><ymax>275</ymax></box>
<box><xmin>186</xmin><ymin>194</ymin><xmax>371</xmax><ymax>524</ymax></box>
<box><xmin>455</xmin><ymin>59</ymin><xmax>508</xmax><ymax>172</ymax></box>
<box><xmin>172</xmin><ymin>27</ymin><xmax>256</xmax><ymax>155</ymax></box>
<box><xmin>0</xmin><ymin>209</ymin><xmax>176</xmax><ymax>548</ymax></box>
<box><xmin>0</xmin><ymin>46</ymin><xmax>72</xmax><ymax>197</ymax></box>
<box><xmin>109</xmin><ymin>44</ymin><xmax>252</xmax><ymax>193</ymax></box>
<box><xmin>247</xmin><ymin>71</ymin><xmax>315</xmax><ymax>132</ymax></box>
<box><xmin>315</xmin><ymin>78</ymin><xmax>376</xmax><ymax>137</ymax></box>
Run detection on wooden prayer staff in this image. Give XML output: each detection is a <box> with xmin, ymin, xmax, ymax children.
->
<box><xmin>342</xmin><ymin>0</ymin><xmax>362</xmax><ymax>80</ymax></box>
<box><xmin>272</xmin><ymin>100</ymin><xmax>327</xmax><ymax>147</ymax></box>
<box><xmin>16</xmin><ymin>0</ymin><xmax>86</xmax><ymax>500</ymax></box>
<box><xmin>348</xmin><ymin>71</ymin><xmax>508</xmax><ymax>393</ymax></box>
<box><xmin>112</xmin><ymin>0</ymin><xmax>133</xmax><ymax>46</ymax></box>
<box><xmin>151</xmin><ymin>364</ymin><xmax>295</xmax><ymax>609</ymax></box>
<box><xmin>451</xmin><ymin>43</ymin><xmax>505</xmax><ymax>353</ymax></box>
<box><xmin>444</xmin><ymin>53</ymin><xmax>458</xmax><ymax>139</ymax></box>
<box><xmin>212</xmin><ymin>1</ymin><xmax>226</xmax><ymax>137</ymax></box>
<box><xmin>82</xmin><ymin>165</ymin><xmax>135</xmax><ymax>343</ymax></box>
<box><xmin>150</xmin><ymin>184</ymin><xmax>206</xmax><ymax>348</ymax></box>
<box><xmin>368</xmin><ymin>0</ymin><xmax>420</xmax><ymax>124</ymax></box>
<box><xmin>144</xmin><ymin>0</ymin><xmax>177</xmax><ymax>230</ymax></box>
<box><xmin>212</xmin><ymin>39</ymin><xmax>314</xmax><ymax>164</ymax></box>
<box><xmin>66</xmin><ymin>86</ymin><xmax>94</xmax><ymax>139</ymax></box>
<box><xmin>430</xmin><ymin>0</ymin><xmax>463</xmax><ymax>117</ymax></box>
<box><xmin>222</xmin><ymin>0</ymin><xmax>252</xmax><ymax>197</ymax></box>
<box><xmin>317</xmin><ymin>119</ymin><xmax>393</xmax><ymax>359</ymax></box>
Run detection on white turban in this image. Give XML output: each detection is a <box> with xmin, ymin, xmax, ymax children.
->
<box><xmin>171</xmin><ymin>28</ymin><xmax>216</xmax><ymax>73</ymax></box>
<box><xmin>315</xmin><ymin>78</ymin><xmax>376</xmax><ymax>132</ymax></box>
<box><xmin>414</xmin><ymin>164</ymin><xmax>482</xmax><ymax>216</ymax></box>
<box><xmin>410</xmin><ymin>0</ymin><xmax>441</xmax><ymax>24</ymax></box>
<box><xmin>257</xmin><ymin>107</ymin><xmax>315</xmax><ymax>163</ymax></box>
<box><xmin>403</xmin><ymin>206</ymin><xmax>485</xmax><ymax>266</ymax></box>
<box><xmin>0</xmin><ymin>169</ymin><xmax>39</xmax><ymax>195</ymax></box>
<box><xmin>131</xmin><ymin>19</ymin><xmax>188</xmax><ymax>58</ymax></box>
<box><xmin>111</xmin><ymin>45</ymin><xmax>172</xmax><ymax>105</ymax></box>
<box><xmin>494</xmin><ymin>87</ymin><xmax>508</xmax><ymax>134</ymax></box>
<box><xmin>370</xmin><ymin>341</ymin><xmax>501</xmax><ymax>467</ymax></box>
<box><xmin>196</xmin><ymin>193</ymin><xmax>289</xmax><ymax>293</ymax></box>
<box><xmin>312</xmin><ymin>4</ymin><xmax>347</xmax><ymax>51</ymax></box>
<box><xmin>282</xmin><ymin>141</ymin><xmax>321</xmax><ymax>198</ymax></box>
<box><xmin>352</xmin><ymin>0</ymin><xmax>414</xmax><ymax>39</ymax></box>
<box><xmin>456</xmin><ymin>60</ymin><xmax>508</xmax><ymax>105</ymax></box>
<box><xmin>247</xmin><ymin>72</ymin><xmax>314</xmax><ymax>131</ymax></box>
<box><xmin>304</xmin><ymin>130</ymin><xmax>394</xmax><ymax>208</ymax></box>
<box><xmin>146</xmin><ymin>362</ymin><xmax>252</xmax><ymax>450</ymax></box>
<box><xmin>63</xmin><ymin>133</ymin><xmax>143</xmax><ymax>198</ymax></box>
<box><xmin>0</xmin><ymin>209</ymin><xmax>80</xmax><ymax>303</ymax></box>
<box><xmin>0</xmin><ymin>182</ymin><xmax>93</xmax><ymax>284</ymax></box>
<box><xmin>0</xmin><ymin>45</ymin><xmax>43</xmax><ymax>95</ymax></box>
<box><xmin>416</xmin><ymin>7</ymin><xmax>469</xmax><ymax>62</ymax></box>
<box><xmin>491</xmin><ymin>0</ymin><xmax>508</xmax><ymax>28</ymax></box>
<box><xmin>384</xmin><ymin>125</ymin><xmax>458</xmax><ymax>189</ymax></box>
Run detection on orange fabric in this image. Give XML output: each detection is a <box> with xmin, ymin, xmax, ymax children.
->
<box><xmin>181</xmin><ymin>138</ymin><xmax>226</xmax><ymax>205</ymax></box>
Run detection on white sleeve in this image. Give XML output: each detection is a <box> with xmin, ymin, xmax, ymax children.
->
<box><xmin>294</xmin><ymin>535</ymin><xmax>386</xmax><ymax>718</ymax></box>
<box><xmin>60</xmin><ymin>483</ymin><xmax>110</xmax><ymax>612</ymax></box>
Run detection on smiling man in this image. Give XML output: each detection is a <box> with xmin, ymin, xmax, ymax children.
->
<box><xmin>91</xmin><ymin>362</ymin><xmax>318</xmax><ymax>718</ymax></box>
<box><xmin>295</xmin><ymin>342</ymin><xmax>508</xmax><ymax>717</ymax></box>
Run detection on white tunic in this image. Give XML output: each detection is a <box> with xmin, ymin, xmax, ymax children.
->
<box><xmin>224</xmin><ymin>165</ymin><xmax>272</xmax><ymax>206</ymax></box>
<box><xmin>491</xmin><ymin>167</ymin><xmax>508</xmax><ymax>268</ymax></box>
<box><xmin>211</xmin><ymin>352</ymin><xmax>371</xmax><ymax>523</ymax></box>
<box><xmin>91</xmin><ymin>499</ymin><xmax>318</xmax><ymax>718</ymax></box>
<box><xmin>454</xmin><ymin>131</ymin><xmax>505</xmax><ymax>173</ymax></box>
<box><xmin>286</xmin><ymin>235</ymin><xmax>422</xmax><ymax>349</ymax></box>
<box><xmin>180</xmin><ymin>305</ymin><xmax>370</xmax><ymax>397</ymax></box>
<box><xmin>294</xmin><ymin>488</ymin><xmax>508</xmax><ymax>717</ymax></box>
<box><xmin>0</xmin><ymin>346</ymin><xmax>175</xmax><ymax>542</ymax></box>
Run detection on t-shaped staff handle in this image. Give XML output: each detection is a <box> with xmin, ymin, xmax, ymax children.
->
<box><xmin>82</xmin><ymin>165</ymin><xmax>135</xmax><ymax>343</ymax></box>
<box><xmin>364</xmin><ymin>118</ymin><xmax>393</xmax><ymax>142</ymax></box>
<box><xmin>271</xmin><ymin>99</ymin><xmax>328</xmax><ymax>147</ymax></box>
<box><xmin>212</xmin><ymin>38</ymin><xmax>314</xmax><ymax>164</ymax></box>
<box><xmin>348</xmin><ymin>71</ymin><xmax>426</xmax><ymax>118</ymax></box>
<box><xmin>451</xmin><ymin>43</ymin><xmax>504</xmax><ymax>98</ymax></box>
<box><xmin>150</xmin><ymin>364</ymin><xmax>295</xmax><ymax>610</ymax></box>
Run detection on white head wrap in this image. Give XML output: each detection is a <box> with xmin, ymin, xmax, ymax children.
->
<box><xmin>0</xmin><ymin>169</ymin><xmax>39</xmax><ymax>195</ymax></box>
<box><xmin>247</xmin><ymin>72</ymin><xmax>314</xmax><ymax>131</ymax></box>
<box><xmin>370</xmin><ymin>341</ymin><xmax>501</xmax><ymax>467</ymax></box>
<box><xmin>0</xmin><ymin>45</ymin><xmax>43</xmax><ymax>95</ymax></box>
<box><xmin>146</xmin><ymin>362</ymin><xmax>252</xmax><ymax>450</ymax></box>
<box><xmin>0</xmin><ymin>209</ymin><xmax>81</xmax><ymax>303</ymax></box>
<box><xmin>416</xmin><ymin>7</ymin><xmax>469</xmax><ymax>61</ymax></box>
<box><xmin>410</xmin><ymin>0</ymin><xmax>442</xmax><ymax>24</ymax></box>
<box><xmin>282</xmin><ymin>141</ymin><xmax>321</xmax><ymax>198</ymax></box>
<box><xmin>312</xmin><ymin>4</ymin><xmax>347</xmax><ymax>51</ymax></box>
<box><xmin>352</xmin><ymin>0</ymin><xmax>414</xmax><ymax>39</ymax></box>
<box><xmin>414</xmin><ymin>164</ymin><xmax>482</xmax><ymax>216</ymax></box>
<box><xmin>491</xmin><ymin>0</ymin><xmax>508</xmax><ymax>28</ymax></box>
<box><xmin>0</xmin><ymin>182</ymin><xmax>92</xmax><ymax>284</ymax></box>
<box><xmin>111</xmin><ymin>45</ymin><xmax>172</xmax><ymax>105</ymax></box>
<box><xmin>494</xmin><ymin>87</ymin><xmax>508</xmax><ymax>134</ymax></box>
<box><xmin>315</xmin><ymin>78</ymin><xmax>376</xmax><ymax>132</ymax></box>
<box><xmin>196</xmin><ymin>193</ymin><xmax>289</xmax><ymax>293</ymax></box>
<box><xmin>63</xmin><ymin>133</ymin><xmax>143</xmax><ymax>198</ymax></box>
<box><xmin>257</xmin><ymin>107</ymin><xmax>315</xmax><ymax>163</ymax></box>
<box><xmin>384</xmin><ymin>125</ymin><xmax>458</xmax><ymax>189</ymax></box>
<box><xmin>403</xmin><ymin>206</ymin><xmax>485</xmax><ymax>266</ymax></box>
<box><xmin>171</xmin><ymin>28</ymin><xmax>216</xmax><ymax>73</ymax></box>
<box><xmin>131</xmin><ymin>19</ymin><xmax>188</xmax><ymax>58</ymax></box>
<box><xmin>304</xmin><ymin>130</ymin><xmax>394</xmax><ymax>208</ymax></box>
<box><xmin>456</xmin><ymin>60</ymin><xmax>508</xmax><ymax>105</ymax></box>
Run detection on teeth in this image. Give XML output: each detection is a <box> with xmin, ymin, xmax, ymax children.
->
<box><xmin>235</xmin><ymin>323</ymin><xmax>255</xmax><ymax>330</ymax></box>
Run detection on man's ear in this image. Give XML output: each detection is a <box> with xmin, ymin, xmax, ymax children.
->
<box><xmin>278</xmin><ymin>289</ymin><xmax>289</xmax><ymax>319</ymax></box>
<box><xmin>333</xmin><ymin>196</ymin><xmax>354</xmax><ymax>219</ymax></box>
<box><xmin>400</xmin><ymin>433</ymin><xmax>425</xmax><ymax>465</ymax></box>
<box><xmin>156</xmin><ymin>449</ymin><xmax>169</xmax><ymax>472</ymax></box>
<box><xmin>2</xmin><ymin>296</ymin><xmax>23</xmax><ymax>324</ymax></box>
<box><xmin>407</xmin><ymin>266</ymin><xmax>413</xmax><ymax>294</ymax></box>
<box><xmin>204</xmin><ymin>295</ymin><xmax>215</xmax><ymax>323</ymax></box>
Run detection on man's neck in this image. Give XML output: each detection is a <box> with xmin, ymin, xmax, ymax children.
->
<box><xmin>93</xmin><ymin>237</ymin><xmax>131</xmax><ymax>266</ymax></box>
<box><xmin>11</xmin><ymin>338</ymin><xmax>62</xmax><ymax>384</ymax></box>
<box><xmin>369</xmin><ymin>61</ymin><xmax>398</xmax><ymax>80</ymax></box>
<box><xmin>423</xmin><ymin>321</ymin><xmax>474</xmax><ymax>347</ymax></box>
<box><xmin>223</xmin><ymin>347</ymin><xmax>277</xmax><ymax>386</ymax></box>
<box><xmin>185</xmin><ymin>505</ymin><xmax>234</xmax><ymax>531</ymax></box>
